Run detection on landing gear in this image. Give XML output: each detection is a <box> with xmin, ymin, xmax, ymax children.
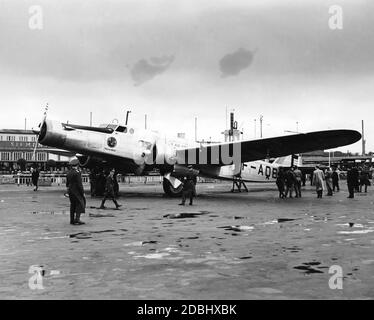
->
<box><xmin>231</xmin><ymin>176</ymin><xmax>248</xmax><ymax>193</ymax></box>
<box><xmin>163</xmin><ymin>178</ymin><xmax>183</xmax><ymax>197</ymax></box>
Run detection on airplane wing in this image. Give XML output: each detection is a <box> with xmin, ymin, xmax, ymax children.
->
<box><xmin>176</xmin><ymin>130</ymin><xmax>361</xmax><ymax>166</ymax></box>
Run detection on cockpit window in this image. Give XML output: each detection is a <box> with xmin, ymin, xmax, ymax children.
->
<box><xmin>106</xmin><ymin>124</ymin><xmax>118</xmax><ymax>131</ymax></box>
<box><xmin>115</xmin><ymin>126</ymin><xmax>127</xmax><ymax>133</ymax></box>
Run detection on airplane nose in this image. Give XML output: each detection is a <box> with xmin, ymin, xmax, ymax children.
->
<box><xmin>32</xmin><ymin>126</ymin><xmax>40</xmax><ymax>135</ymax></box>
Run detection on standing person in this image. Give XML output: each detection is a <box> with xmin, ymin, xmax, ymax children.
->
<box><xmin>284</xmin><ymin>167</ymin><xmax>296</xmax><ymax>198</ymax></box>
<box><xmin>325</xmin><ymin>167</ymin><xmax>333</xmax><ymax>196</ymax></box>
<box><xmin>66</xmin><ymin>159</ymin><xmax>86</xmax><ymax>225</ymax></box>
<box><xmin>276</xmin><ymin>167</ymin><xmax>286</xmax><ymax>198</ymax></box>
<box><xmin>332</xmin><ymin>167</ymin><xmax>340</xmax><ymax>192</ymax></box>
<box><xmin>350</xmin><ymin>166</ymin><xmax>360</xmax><ymax>194</ymax></box>
<box><xmin>89</xmin><ymin>168</ymin><xmax>97</xmax><ymax>197</ymax></box>
<box><xmin>347</xmin><ymin>167</ymin><xmax>356</xmax><ymax>198</ymax></box>
<box><xmin>359</xmin><ymin>167</ymin><xmax>370</xmax><ymax>193</ymax></box>
<box><xmin>113</xmin><ymin>172</ymin><xmax>119</xmax><ymax>197</ymax></box>
<box><xmin>312</xmin><ymin>165</ymin><xmax>325</xmax><ymax>198</ymax></box>
<box><xmin>99</xmin><ymin>169</ymin><xmax>121</xmax><ymax>209</ymax></box>
<box><xmin>179</xmin><ymin>176</ymin><xmax>195</xmax><ymax>206</ymax></box>
<box><xmin>31</xmin><ymin>167</ymin><xmax>39</xmax><ymax>191</ymax></box>
<box><xmin>293</xmin><ymin>166</ymin><xmax>303</xmax><ymax>198</ymax></box>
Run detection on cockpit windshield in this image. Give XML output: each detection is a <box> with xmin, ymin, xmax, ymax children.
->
<box><xmin>106</xmin><ymin>124</ymin><xmax>118</xmax><ymax>131</ymax></box>
<box><xmin>115</xmin><ymin>126</ymin><xmax>127</xmax><ymax>133</ymax></box>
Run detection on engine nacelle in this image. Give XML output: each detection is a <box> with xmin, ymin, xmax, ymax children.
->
<box><xmin>172</xmin><ymin>164</ymin><xmax>199</xmax><ymax>178</ymax></box>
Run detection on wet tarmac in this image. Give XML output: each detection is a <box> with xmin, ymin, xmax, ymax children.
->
<box><xmin>0</xmin><ymin>182</ymin><xmax>373</xmax><ymax>299</ymax></box>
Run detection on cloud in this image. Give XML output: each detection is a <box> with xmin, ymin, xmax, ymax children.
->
<box><xmin>130</xmin><ymin>55</ymin><xmax>175</xmax><ymax>86</ymax></box>
<box><xmin>219</xmin><ymin>48</ymin><xmax>256</xmax><ymax>78</ymax></box>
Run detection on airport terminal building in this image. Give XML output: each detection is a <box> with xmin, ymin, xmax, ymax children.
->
<box><xmin>0</xmin><ymin>129</ymin><xmax>70</xmax><ymax>173</ymax></box>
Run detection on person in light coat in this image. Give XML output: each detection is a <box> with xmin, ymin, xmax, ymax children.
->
<box><xmin>312</xmin><ymin>165</ymin><xmax>325</xmax><ymax>198</ymax></box>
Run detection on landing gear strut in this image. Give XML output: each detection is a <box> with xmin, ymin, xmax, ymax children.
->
<box><xmin>231</xmin><ymin>176</ymin><xmax>248</xmax><ymax>193</ymax></box>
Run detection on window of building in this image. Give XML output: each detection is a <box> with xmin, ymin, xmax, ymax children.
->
<box><xmin>13</xmin><ymin>152</ymin><xmax>24</xmax><ymax>161</ymax></box>
<box><xmin>1</xmin><ymin>152</ymin><xmax>11</xmax><ymax>161</ymax></box>
<box><xmin>37</xmin><ymin>152</ymin><xmax>47</xmax><ymax>162</ymax></box>
<box><xmin>25</xmin><ymin>152</ymin><xmax>33</xmax><ymax>161</ymax></box>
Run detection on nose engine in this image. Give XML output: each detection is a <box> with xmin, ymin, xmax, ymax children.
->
<box><xmin>37</xmin><ymin>120</ymin><xmax>67</xmax><ymax>148</ymax></box>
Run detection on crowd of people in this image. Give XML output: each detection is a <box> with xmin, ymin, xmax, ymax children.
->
<box><xmin>276</xmin><ymin>164</ymin><xmax>371</xmax><ymax>199</ymax></box>
<box><xmin>27</xmin><ymin>158</ymin><xmax>372</xmax><ymax>225</ymax></box>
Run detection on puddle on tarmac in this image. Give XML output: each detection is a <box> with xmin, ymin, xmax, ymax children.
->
<box><xmin>238</xmin><ymin>256</ymin><xmax>252</xmax><ymax>260</ymax></box>
<box><xmin>179</xmin><ymin>236</ymin><xmax>199</xmax><ymax>240</ymax></box>
<box><xmin>123</xmin><ymin>240</ymin><xmax>158</xmax><ymax>247</ymax></box>
<box><xmin>69</xmin><ymin>229</ymin><xmax>116</xmax><ymax>239</ymax></box>
<box><xmin>277</xmin><ymin>218</ymin><xmax>296</xmax><ymax>223</ymax></box>
<box><xmin>338</xmin><ymin>229</ymin><xmax>374</xmax><ymax>234</ymax></box>
<box><xmin>31</xmin><ymin>211</ymin><xmax>68</xmax><ymax>215</ymax></box>
<box><xmin>89</xmin><ymin>213</ymin><xmax>116</xmax><ymax>218</ymax></box>
<box><xmin>218</xmin><ymin>225</ymin><xmax>254</xmax><ymax>232</ymax></box>
<box><xmin>282</xmin><ymin>246</ymin><xmax>302</xmax><ymax>253</ymax></box>
<box><xmin>293</xmin><ymin>262</ymin><xmax>325</xmax><ymax>274</ymax></box>
<box><xmin>164</xmin><ymin>211</ymin><xmax>210</xmax><ymax>219</ymax></box>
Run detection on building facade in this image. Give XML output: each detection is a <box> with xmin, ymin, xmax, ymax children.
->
<box><xmin>0</xmin><ymin>129</ymin><xmax>70</xmax><ymax>172</ymax></box>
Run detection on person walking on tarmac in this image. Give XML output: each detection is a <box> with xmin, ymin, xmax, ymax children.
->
<box><xmin>325</xmin><ymin>167</ymin><xmax>334</xmax><ymax>196</ymax></box>
<box><xmin>312</xmin><ymin>165</ymin><xmax>325</xmax><ymax>198</ymax></box>
<box><xmin>66</xmin><ymin>159</ymin><xmax>86</xmax><ymax>225</ymax></box>
<box><xmin>179</xmin><ymin>175</ymin><xmax>195</xmax><ymax>206</ymax></box>
<box><xmin>31</xmin><ymin>167</ymin><xmax>39</xmax><ymax>191</ymax></box>
<box><xmin>347</xmin><ymin>166</ymin><xmax>359</xmax><ymax>198</ymax></box>
<box><xmin>293</xmin><ymin>166</ymin><xmax>303</xmax><ymax>198</ymax></box>
<box><xmin>99</xmin><ymin>169</ymin><xmax>122</xmax><ymax>209</ymax></box>
<box><xmin>276</xmin><ymin>167</ymin><xmax>286</xmax><ymax>198</ymax></box>
<box><xmin>284</xmin><ymin>167</ymin><xmax>296</xmax><ymax>198</ymax></box>
<box><xmin>332</xmin><ymin>167</ymin><xmax>340</xmax><ymax>192</ymax></box>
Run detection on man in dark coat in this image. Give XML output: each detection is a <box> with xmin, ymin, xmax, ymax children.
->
<box><xmin>347</xmin><ymin>166</ymin><xmax>359</xmax><ymax>198</ymax></box>
<box><xmin>99</xmin><ymin>169</ymin><xmax>121</xmax><ymax>209</ymax></box>
<box><xmin>284</xmin><ymin>167</ymin><xmax>296</xmax><ymax>198</ymax></box>
<box><xmin>66</xmin><ymin>159</ymin><xmax>86</xmax><ymax>225</ymax></box>
<box><xmin>332</xmin><ymin>167</ymin><xmax>340</xmax><ymax>192</ymax></box>
<box><xmin>179</xmin><ymin>176</ymin><xmax>195</xmax><ymax>205</ymax></box>
<box><xmin>293</xmin><ymin>166</ymin><xmax>303</xmax><ymax>198</ymax></box>
<box><xmin>359</xmin><ymin>167</ymin><xmax>370</xmax><ymax>193</ymax></box>
<box><xmin>276</xmin><ymin>167</ymin><xmax>286</xmax><ymax>198</ymax></box>
<box><xmin>31</xmin><ymin>167</ymin><xmax>39</xmax><ymax>191</ymax></box>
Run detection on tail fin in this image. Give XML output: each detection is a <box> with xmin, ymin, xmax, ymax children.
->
<box><xmin>273</xmin><ymin>154</ymin><xmax>302</xmax><ymax>167</ymax></box>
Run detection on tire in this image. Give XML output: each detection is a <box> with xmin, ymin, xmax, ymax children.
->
<box><xmin>163</xmin><ymin>178</ymin><xmax>183</xmax><ymax>197</ymax></box>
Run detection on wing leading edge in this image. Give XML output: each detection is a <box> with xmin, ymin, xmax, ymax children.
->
<box><xmin>176</xmin><ymin>129</ymin><xmax>361</xmax><ymax>166</ymax></box>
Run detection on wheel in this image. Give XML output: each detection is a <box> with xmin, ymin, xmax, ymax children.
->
<box><xmin>163</xmin><ymin>178</ymin><xmax>183</xmax><ymax>197</ymax></box>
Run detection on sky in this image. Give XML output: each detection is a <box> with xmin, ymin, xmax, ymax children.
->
<box><xmin>0</xmin><ymin>0</ymin><xmax>373</xmax><ymax>153</ymax></box>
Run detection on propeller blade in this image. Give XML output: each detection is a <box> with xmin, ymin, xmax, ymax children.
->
<box><xmin>32</xmin><ymin>103</ymin><xmax>49</xmax><ymax>161</ymax></box>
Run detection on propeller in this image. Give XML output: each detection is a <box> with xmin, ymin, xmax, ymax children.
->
<box><xmin>32</xmin><ymin>103</ymin><xmax>49</xmax><ymax>162</ymax></box>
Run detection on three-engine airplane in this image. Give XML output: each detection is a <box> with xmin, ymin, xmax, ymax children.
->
<box><xmin>33</xmin><ymin>114</ymin><xmax>361</xmax><ymax>196</ymax></box>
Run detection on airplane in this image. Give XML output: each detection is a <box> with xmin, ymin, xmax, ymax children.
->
<box><xmin>33</xmin><ymin>112</ymin><xmax>361</xmax><ymax>196</ymax></box>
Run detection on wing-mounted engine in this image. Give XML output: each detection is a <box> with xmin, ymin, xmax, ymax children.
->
<box><xmin>172</xmin><ymin>164</ymin><xmax>199</xmax><ymax>178</ymax></box>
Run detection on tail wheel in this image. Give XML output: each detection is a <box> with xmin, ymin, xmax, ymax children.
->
<box><xmin>163</xmin><ymin>178</ymin><xmax>183</xmax><ymax>197</ymax></box>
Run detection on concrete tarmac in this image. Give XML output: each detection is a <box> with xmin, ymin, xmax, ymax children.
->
<box><xmin>0</xmin><ymin>182</ymin><xmax>373</xmax><ymax>299</ymax></box>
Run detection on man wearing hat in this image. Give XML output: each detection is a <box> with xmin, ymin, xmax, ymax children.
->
<box><xmin>66</xmin><ymin>158</ymin><xmax>86</xmax><ymax>225</ymax></box>
<box><xmin>179</xmin><ymin>166</ymin><xmax>196</xmax><ymax>206</ymax></box>
<box><xmin>99</xmin><ymin>169</ymin><xmax>122</xmax><ymax>209</ymax></box>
